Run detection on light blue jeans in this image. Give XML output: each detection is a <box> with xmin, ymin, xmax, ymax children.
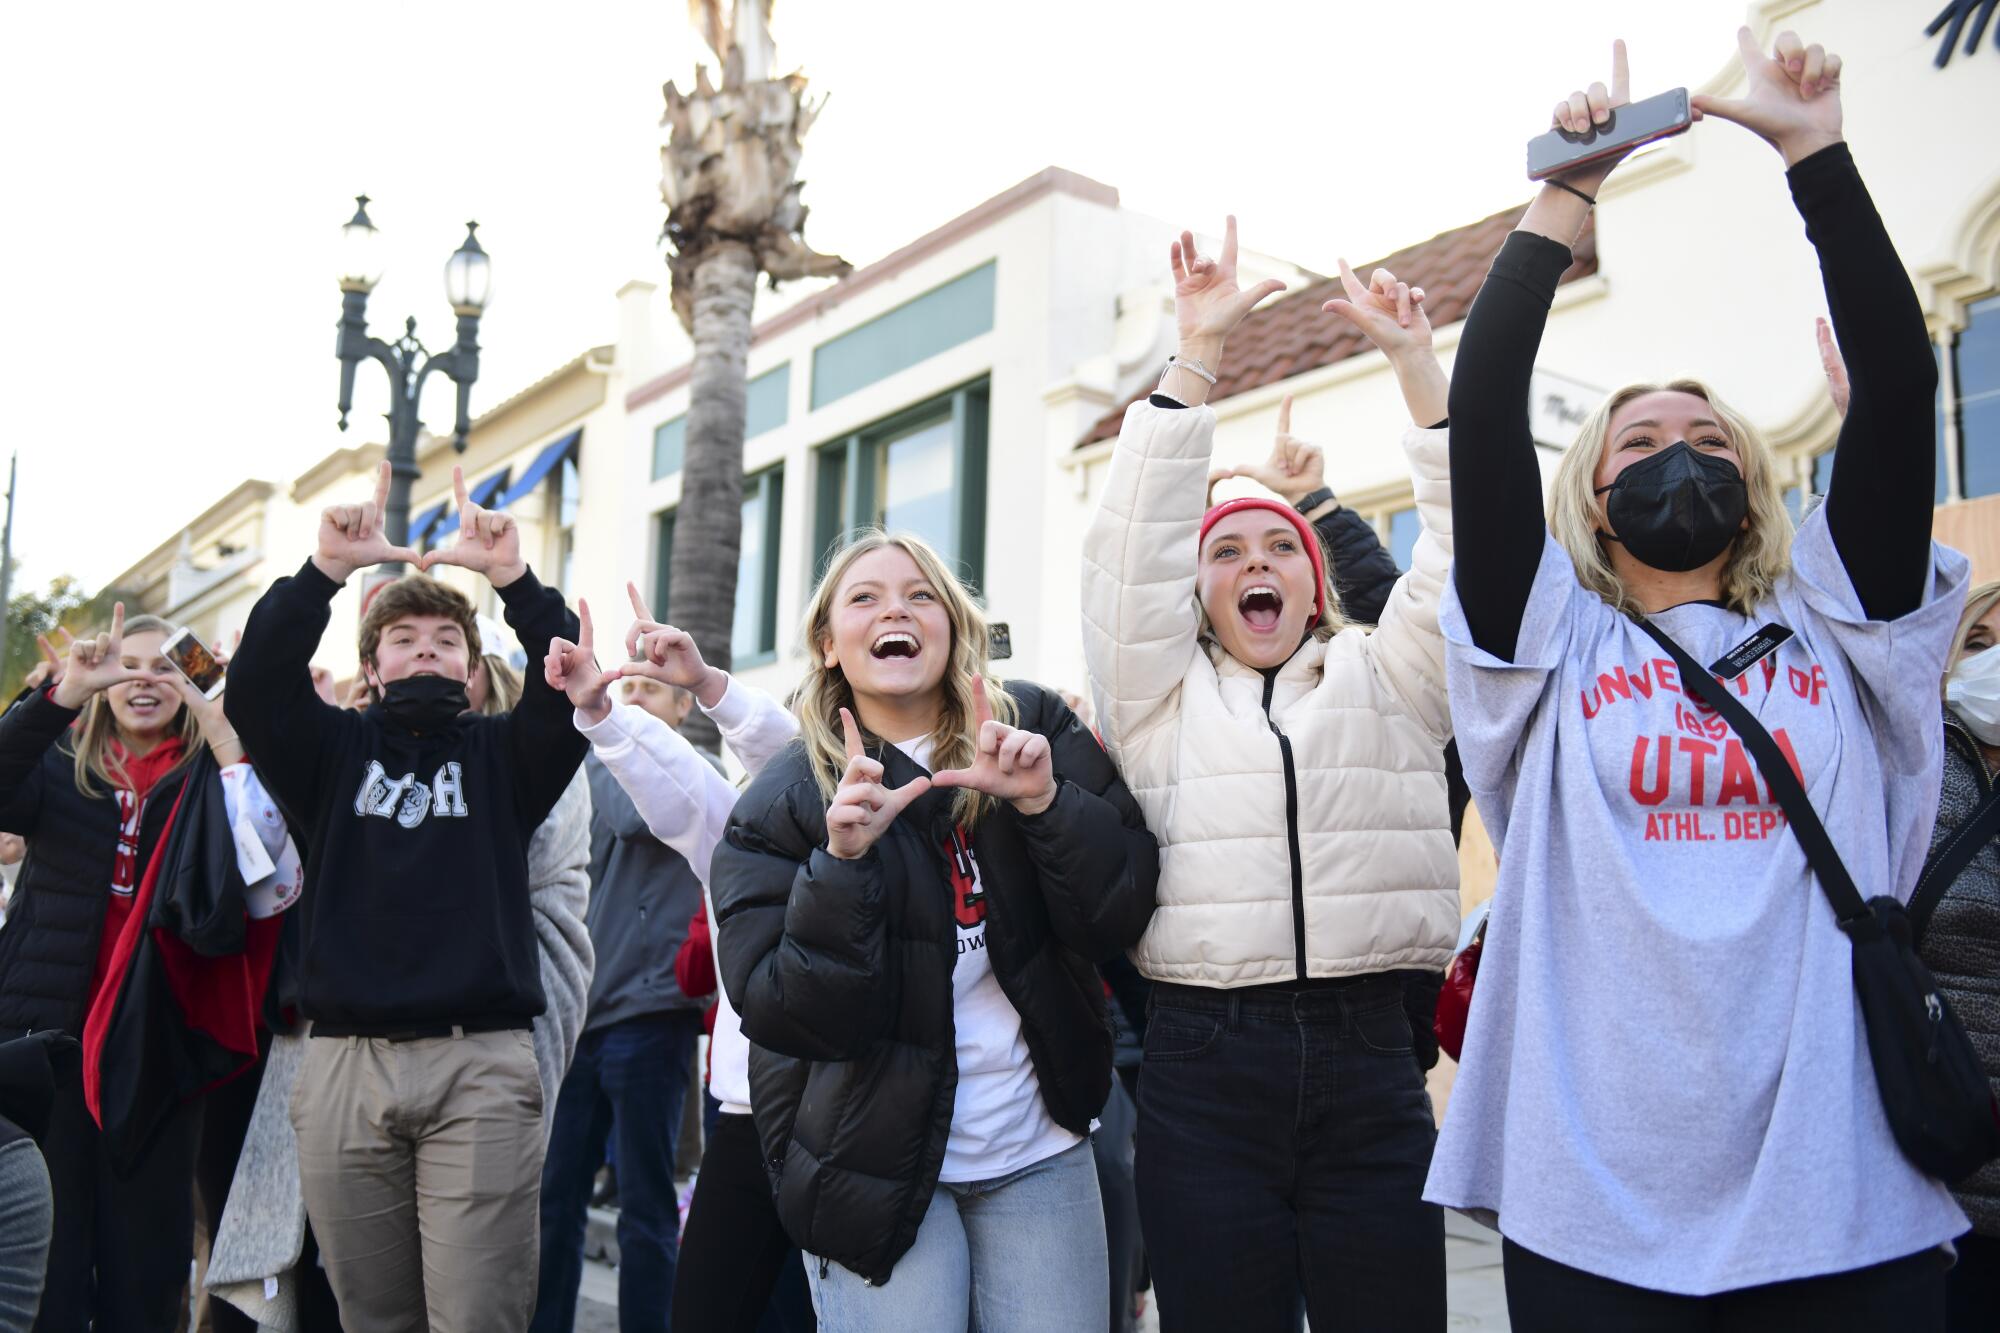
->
<box><xmin>807</xmin><ymin>1139</ymin><xmax>1108</xmax><ymax>1332</ymax></box>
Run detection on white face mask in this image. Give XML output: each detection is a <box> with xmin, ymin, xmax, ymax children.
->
<box><xmin>1946</xmin><ymin>642</ymin><xmax>2000</xmax><ymax>745</ymax></box>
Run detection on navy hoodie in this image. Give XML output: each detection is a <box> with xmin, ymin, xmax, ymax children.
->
<box><xmin>224</xmin><ymin>559</ymin><xmax>587</xmax><ymax>1033</ymax></box>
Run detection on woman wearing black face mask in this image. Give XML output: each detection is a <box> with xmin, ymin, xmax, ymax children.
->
<box><xmin>1426</xmin><ymin>30</ymin><xmax>1973</xmax><ymax>1330</ymax></box>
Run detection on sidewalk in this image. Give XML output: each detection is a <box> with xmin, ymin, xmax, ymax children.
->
<box><xmin>572</xmin><ymin>1206</ymin><xmax>1510</xmax><ymax>1330</ymax></box>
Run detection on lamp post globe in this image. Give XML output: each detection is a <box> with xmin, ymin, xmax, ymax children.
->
<box><xmin>332</xmin><ymin>197</ymin><xmax>487</xmax><ymax>568</ymax></box>
<box><xmin>444</xmin><ymin>222</ymin><xmax>492</xmax><ymax>316</ymax></box>
<box><xmin>338</xmin><ymin>195</ymin><xmax>384</xmax><ymax>294</ymax></box>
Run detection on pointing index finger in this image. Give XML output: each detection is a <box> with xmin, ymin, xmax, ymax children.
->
<box><xmin>453</xmin><ymin>465</ymin><xmax>470</xmax><ymax>515</ymax></box>
<box><xmin>840</xmin><ymin>707</ymin><xmax>865</xmax><ymax>762</ymax></box>
<box><xmin>627</xmin><ymin>581</ymin><xmax>653</xmax><ymax>623</ymax></box>
<box><xmin>1277</xmin><ymin>394</ymin><xmax>1292</xmax><ymax>437</ymax></box>
<box><xmin>1611</xmin><ymin>37</ymin><xmax>1629</xmax><ymax>103</ymax></box>
<box><xmin>970</xmin><ymin>673</ymin><xmax>995</xmax><ymax>731</ymax></box>
<box><xmin>108</xmin><ymin>601</ymin><xmax>126</xmax><ymax>646</ymax></box>
<box><xmin>1221</xmin><ymin>215</ymin><xmax>1239</xmax><ymax>276</ymax></box>
<box><xmin>373</xmin><ymin>460</ymin><xmax>392</xmax><ymax>515</ymax></box>
<box><xmin>577</xmin><ymin>599</ymin><xmax>594</xmax><ymax>652</ymax></box>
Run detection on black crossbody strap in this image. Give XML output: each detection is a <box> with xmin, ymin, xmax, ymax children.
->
<box><xmin>1630</xmin><ymin>616</ymin><xmax>1870</xmax><ymax>925</ymax></box>
<box><xmin>1908</xmin><ymin>782</ymin><xmax>2000</xmax><ymax>944</ymax></box>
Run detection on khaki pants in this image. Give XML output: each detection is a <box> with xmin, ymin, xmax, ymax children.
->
<box><xmin>292</xmin><ymin>1027</ymin><xmax>545</xmax><ymax>1333</ymax></box>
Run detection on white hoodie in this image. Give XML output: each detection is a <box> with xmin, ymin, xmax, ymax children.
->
<box><xmin>576</xmin><ymin>678</ymin><xmax>797</xmax><ymax>1113</ymax></box>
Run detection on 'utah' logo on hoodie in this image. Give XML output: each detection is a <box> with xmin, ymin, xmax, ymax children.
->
<box><xmin>352</xmin><ymin>760</ymin><xmax>470</xmax><ymax>829</ymax></box>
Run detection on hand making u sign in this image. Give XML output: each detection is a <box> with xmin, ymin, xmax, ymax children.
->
<box><xmin>621</xmin><ymin>582</ymin><xmax>729</xmax><ymax>708</ymax></box>
<box><xmin>825</xmin><ymin>709</ymin><xmax>932</xmax><ymax>860</ymax></box>
<box><xmin>545</xmin><ymin>599</ymin><xmax>621</xmax><ymax>724</ymax></box>
<box><xmin>49</xmin><ymin>603</ymin><xmax>148</xmax><ymax>711</ymax></box>
<box><xmin>931</xmin><ymin>676</ymin><xmax>1058</xmax><ymax>816</ymax></box>
<box><xmin>312</xmin><ymin>461</ymin><xmax>424</xmax><ymax>584</ymax></box>
<box><xmin>424</xmin><ymin>466</ymin><xmax>526</xmax><ymax>588</ymax></box>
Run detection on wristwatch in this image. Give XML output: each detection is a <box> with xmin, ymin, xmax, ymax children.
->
<box><xmin>1294</xmin><ymin>487</ymin><xmax>1336</xmax><ymax>515</ymax></box>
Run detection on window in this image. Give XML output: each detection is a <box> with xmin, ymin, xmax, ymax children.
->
<box><xmin>1952</xmin><ymin>294</ymin><xmax>2000</xmax><ymax>499</ymax></box>
<box><xmin>746</xmin><ymin>363</ymin><xmax>791</xmax><ymax>438</ymax></box>
<box><xmin>810</xmin><ymin>263</ymin><xmax>997</xmax><ymax>410</ymax></box>
<box><xmin>653</xmin><ymin>417</ymin><xmax>685</xmax><ymax>481</ymax></box>
<box><xmin>1386</xmin><ymin>507</ymin><xmax>1421</xmax><ymax>572</ymax></box>
<box><xmin>650</xmin><ymin>363</ymin><xmax>790</xmax><ymax>484</ymax></box>
<box><xmin>814</xmin><ymin>380</ymin><xmax>990</xmax><ymax>590</ymax></box>
<box><xmin>556</xmin><ymin>456</ymin><xmax>581</xmax><ymax>591</ymax></box>
<box><xmin>650</xmin><ymin>465</ymin><xmax>786</xmax><ymax>665</ymax></box>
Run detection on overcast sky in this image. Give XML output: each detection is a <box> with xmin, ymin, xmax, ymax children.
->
<box><xmin>4</xmin><ymin>0</ymin><xmax>1749</xmax><ymax>591</ymax></box>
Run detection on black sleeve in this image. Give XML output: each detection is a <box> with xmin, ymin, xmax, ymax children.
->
<box><xmin>1010</xmin><ymin>688</ymin><xmax>1159</xmax><ymax>963</ymax></box>
<box><xmin>1793</xmin><ymin>144</ymin><xmax>1940</xmax><ymax>622</ymax></box>
<box><xmin>1313</xmin><ymin>505</ymin><xmax>1401</xmax><ymax>625</ymax></box>
<box><xmin>1447</xmin><ymin>230</ymin><xmax>1575</xmax><ymax>662</ymax></box>
<box><xmin>711</xmin><ymin>768</ymin><xmax>895</xmax><ymax>1062</ymax></box>
<box><xmin>493</xmin><ymin>568</ymin><xmax>589</xmax><ymax>833</ymax></box>
<box><xmin>221</xmin><ymin>559</ymin><xmax>354</xmax><ymax>821</ymax></box>
<box><xmin>0</xmin><ymin>689</ymin><xmax>80</xmax><ymax>835</ymax></box>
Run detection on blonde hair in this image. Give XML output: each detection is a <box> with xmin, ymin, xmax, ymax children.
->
<box><xmin>1548</xmin><ymin>379</ymin><xmax>1794</xmax><ymax>617</ymax></box>
<box><xmin>68</xmin><ymin>613</ymin><xmax>201</xmax><ymax>798</ymax></box>
<box><xmin>473</xmin><ymin>655</ymin><xmax>524</xmax><ymax>716</ymax></box>
<box><xmin>795</xmin><ymin>530</ymin><xmax>1016</xmax><ymax>829</ymax></box>
<box><xmin>1946</xmin><ymin>580</ymin><xmax>2000</xmax><ymax>695</ymax></box>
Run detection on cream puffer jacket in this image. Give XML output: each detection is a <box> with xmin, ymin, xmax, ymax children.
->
<box><xmin>1081</xmin><ymin>399</ymin><xmax>1459</xmax><ymax>988</ymax></box>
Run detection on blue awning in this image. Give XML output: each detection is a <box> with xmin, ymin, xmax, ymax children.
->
<box><xmin>408</xmin><ymin>501</ymin><xmax>447</xmax><ymax>545</ymax></box>
<box><xmin>495</xmin><ymin>429</ymin><xmax>581</xmax><ymax>511</ymax></box>
<box><xmin>432</xmin><ymin>468</ymin><xmax>511</xmax><ymax>539</ymax></box>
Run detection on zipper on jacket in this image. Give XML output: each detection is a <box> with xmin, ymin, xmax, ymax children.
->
<box><xmin>1260</xmin><ymin>669</ymin><xmax>1309</xmax><ymax>981</ymax></box>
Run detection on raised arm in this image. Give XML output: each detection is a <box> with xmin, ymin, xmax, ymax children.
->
<box><xmin>548</xmin><ymin>602</ymin><xmax>798</xmax><ymax>877</ymax></box>
<box><xmin>1083</xmin><ymin>217</ymin><xmax>1284</xmax><ymax>757</ymax></box>
<box><xmin>1450</xmin><ymin>42</ymin><xmax>1633</xmax><ymax>661</ymax></box>
<box><xmin>423</xmin><ymin>465</ymin><xmax>586</xmax><ymax>830</ymax></box>
<box><xmin>1695</xmin><ymin>27</ymin><xmax>1933</xmax><ymax>621</ymax></box>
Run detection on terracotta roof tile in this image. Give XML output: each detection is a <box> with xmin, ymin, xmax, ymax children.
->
<box><xmin>1077</xmin><ymin>204</ymin><xmax>1597</xmax><ymax>446</ymax></box>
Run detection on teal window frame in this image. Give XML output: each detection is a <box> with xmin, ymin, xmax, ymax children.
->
<box><xmin>650</xmin><ymin>463</ymin><xmax>786</xmax><ymax>666</ymax></box>
<box><xmin>652</xmin><ymin>417</ymin><xmax>685</xmax><ymax>481</ymax></box>
<box><xmin>813</xmin><ymin>379</ymin><xmax>990</xmax><ymax>593</ymax></box>
<box><xmin>650</xmin><ymin>362</ymin><xmax>791</xmax><ymax>484</ymax></box>
<box><xmin>810</xmin><ymin>263</ymin><xmax>996</xmax><ymax>410</ymax></box>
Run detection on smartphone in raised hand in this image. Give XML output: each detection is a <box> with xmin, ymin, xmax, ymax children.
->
<box><xmin>1527</xmin><ymin>87</ymin><xmax>1692</xmax><ymax>181</ymax></box>
<box><xmin>162</xmin><ymin>627</ymin><xmax>227</xmax><ymax>699</ymax></box>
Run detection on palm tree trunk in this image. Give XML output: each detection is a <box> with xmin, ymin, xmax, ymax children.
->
<box><xmin>667</xmin><ymin>239</ymin><xmax>758</xmax><ymax>753</ymax></box>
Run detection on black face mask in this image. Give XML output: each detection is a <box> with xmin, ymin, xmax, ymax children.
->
<box><xmin>378</xmin><ymin>674</ymin><xmax>470</xmax><ymax>732</ymax></box>
<box><xmin>1594</xmin><ymin>441</ymin><xmax>1748</xmax><ymax>573</ymax></box>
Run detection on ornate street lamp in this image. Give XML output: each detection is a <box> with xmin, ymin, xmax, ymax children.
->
<box><xmin>334</xmin><ymin>196</ymin><xmax>490</xmax><ymax>568</ymax></box>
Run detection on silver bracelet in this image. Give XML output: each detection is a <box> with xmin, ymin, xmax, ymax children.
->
<box><xmin>1165</xmin><ymin>354</ymin><xmax>1218</xmax><ymax>385</ymax></box>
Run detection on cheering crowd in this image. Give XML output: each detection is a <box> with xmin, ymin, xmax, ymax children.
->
<box><xmin>2</xmin><ymin>25</ymin><xmax>1999</xmax><ymax>1333</ymax></box>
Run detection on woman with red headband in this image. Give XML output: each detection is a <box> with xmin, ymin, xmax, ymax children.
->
<box><xmin>1081</xmin><ymin>217</ymin><xmax>1458</xmax><ymax>1331</ymax></box>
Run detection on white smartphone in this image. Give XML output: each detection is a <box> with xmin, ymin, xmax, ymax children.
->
<box><xmin>162</xmin><ymin>627</ymin><xmax>227</xmax><ymax>699</ymax></box>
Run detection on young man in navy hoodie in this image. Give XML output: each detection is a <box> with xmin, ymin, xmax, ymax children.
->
<box><xmin>225</xmin><ymin>462</ymin><xmax>588</xmax><ymax>1332</ymax></box>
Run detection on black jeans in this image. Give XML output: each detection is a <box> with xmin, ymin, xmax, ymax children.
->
<box><xmin>1133</xmin><ymin>976</ymin><xmax>1445</xmax><ymax>1333</ymax></box>
<box><xmin>533</xmin><ymin>1011</ymin><xmax>700</xmax><ymax>1333</ymax></box>
<box><xmin>37</xmin><ymin>1066</ymin><xmax>201</xmax><ymax>1332</ymax></box>
<box><xmin>1502</xmin><ymin>1237</ymin><xmax>1950</xmax><ymax>1331</ymax></box>
<box><xmin>1946</xmin><ymin>1230</ymin><xmax>1999</xmax><ymax>1333</ymax></box>
<box><xmin>673</xmin><ymin>1111</ymin><xmax>815</xmax><ymax>1333</ymax></box>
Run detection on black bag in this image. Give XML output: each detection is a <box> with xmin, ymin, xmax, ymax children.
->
<box><xmin>1633</xmin><ymin>616</ymin><xmax>2000</xmax><ymax>1183</ymax></box>
<box><xmin>1907</xmin><ymin>781</ymin><xmax>2000</xmax><ymax>948</ymax></box>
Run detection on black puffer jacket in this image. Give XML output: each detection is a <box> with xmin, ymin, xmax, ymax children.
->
<box><xmin>1919</xmin><ymin>708</ymin><xmax>2000</xmax><ymax>1235</ymax></box>
<box><xmin>0</xmin><ymin>689</ymin><xmax>190</xmax><ymax>1040</ymax></box>
<box><xmin>712</xmin><ymin>681</ymin><xmax>1159</xmax><ymax>1283</ymax></box>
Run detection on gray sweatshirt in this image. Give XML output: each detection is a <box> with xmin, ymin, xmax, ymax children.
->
<box><xmin>581</xmin><ymin>748</ymin><xmax>715</xmax><ymax>1032</ymax></box>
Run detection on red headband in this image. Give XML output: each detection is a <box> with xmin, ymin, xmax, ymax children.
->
<box><xmin>1197</xmin><ymin>497</ymin><xmax>1326</xmax><ymax>620</ymax></box>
